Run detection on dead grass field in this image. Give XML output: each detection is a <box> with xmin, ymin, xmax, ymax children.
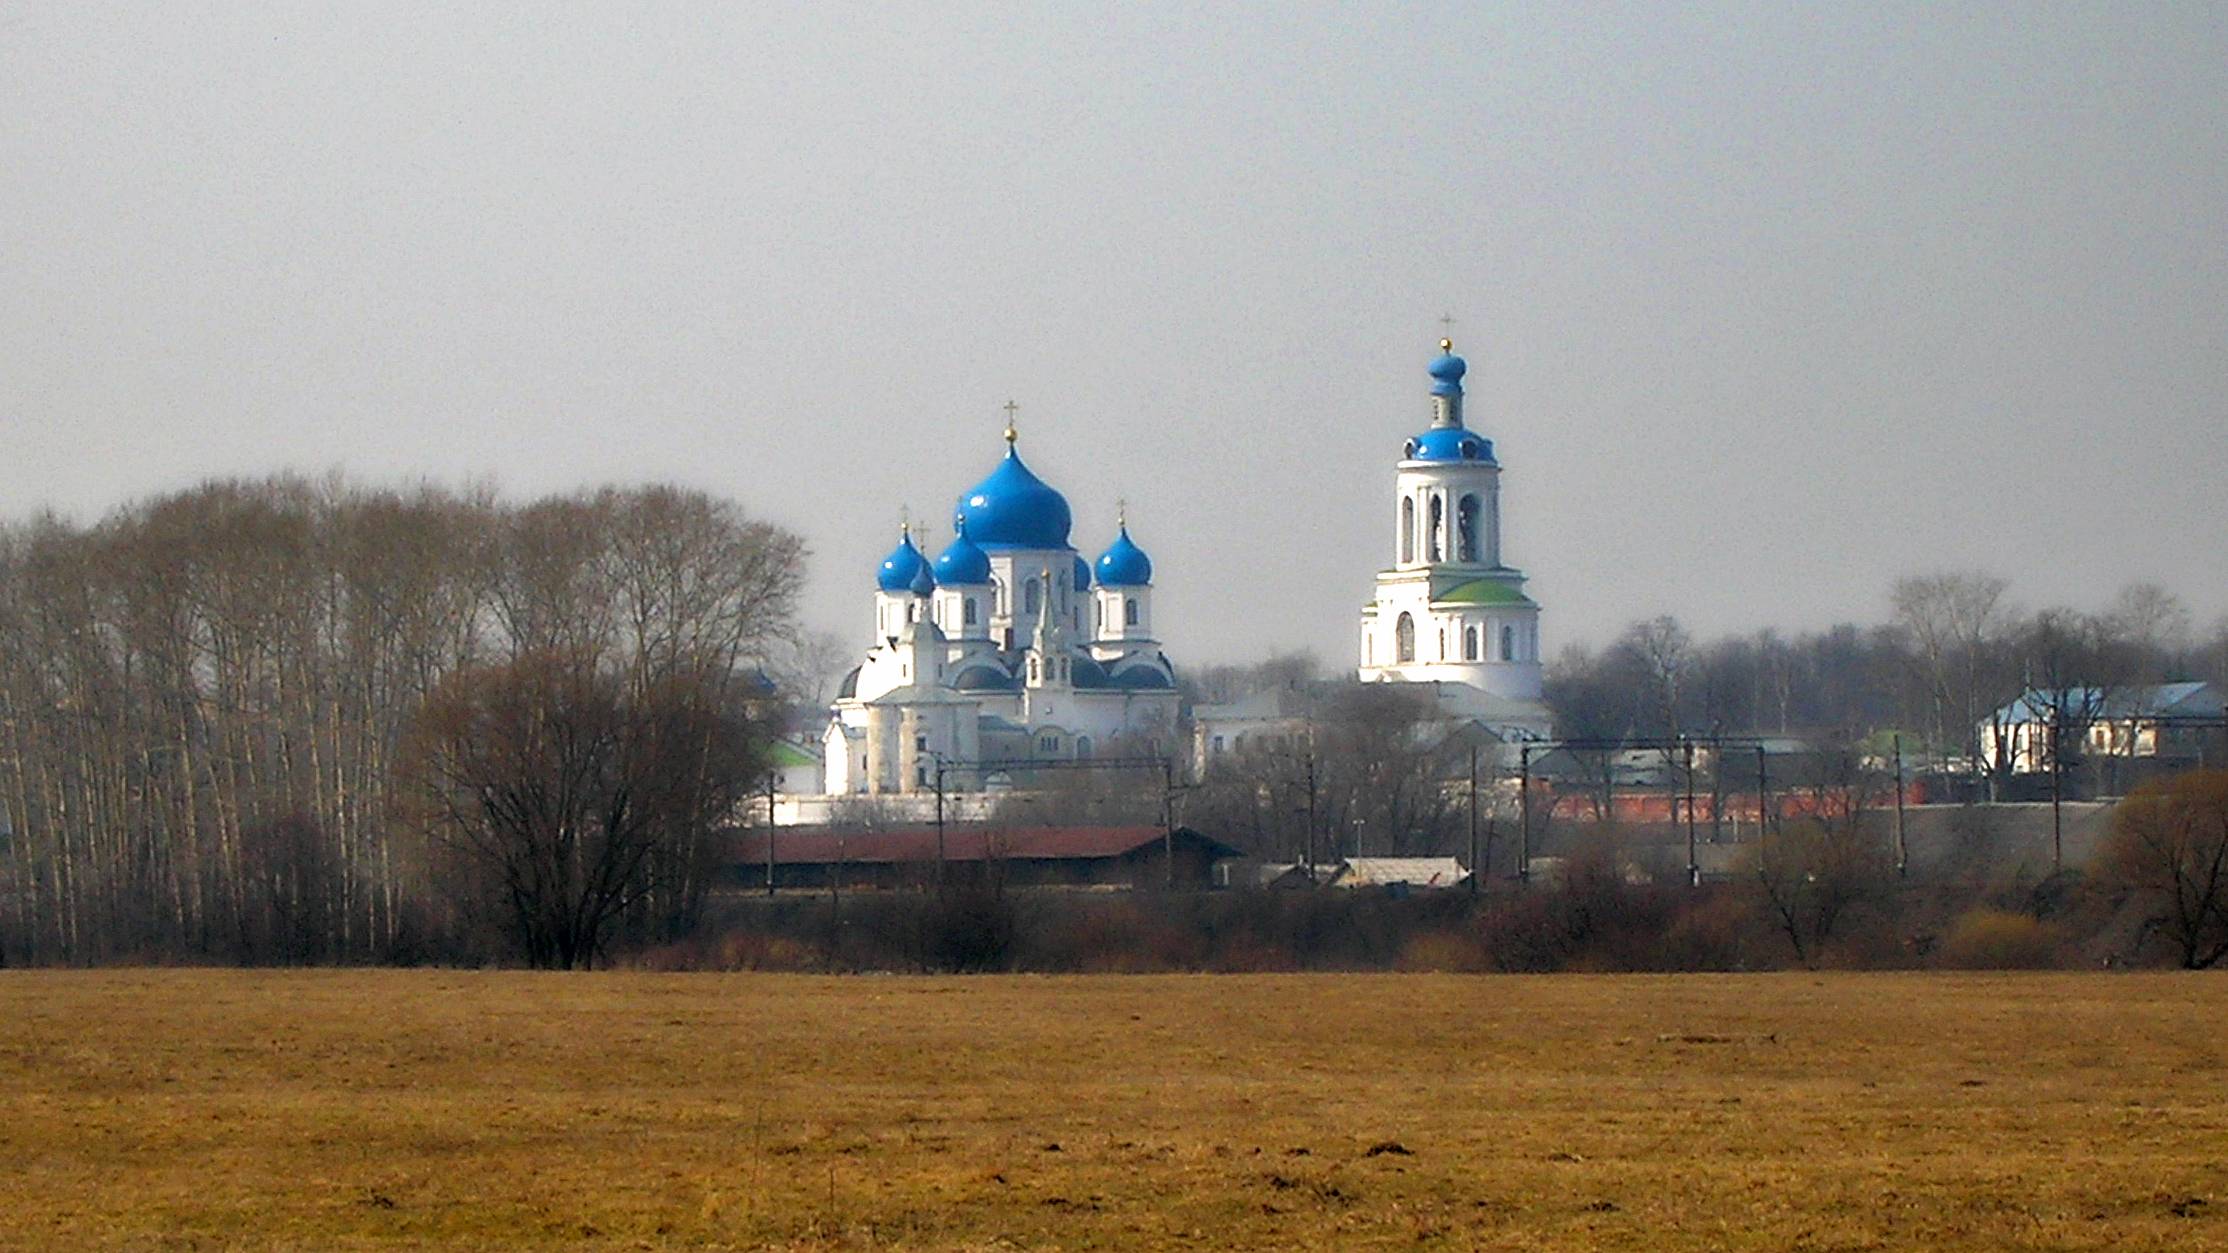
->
<box><xmin>2</xmin><ymin>971</ymin><xmax>2225</xmax><ymax>1250</ymax></box>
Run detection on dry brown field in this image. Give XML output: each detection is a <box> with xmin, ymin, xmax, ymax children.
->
<box><xmin>2</xmin><ymin>971</ymin><xmax>2225</xmax><ymax>1251</ymax></box>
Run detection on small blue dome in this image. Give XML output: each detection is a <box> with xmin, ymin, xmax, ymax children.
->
<box><xmin>1073</xmin><ymin>554</ymin><xmax>1092</xmax><ymax>590</ymax></box>
<box><xmin>1429</xmin><ymin>348</ymin><xmax>1467</xmax><ymax>398</ymax></box>
<box><xmin>933</xmin><ymin>522</ymin><xmax>992</xmax><ymax>585</ymax></box>
<box><xmin>876</xmin><ymin>529</ymin><xmax>928</xmax><ymax>592</ymax></box>
<box><xmin>1404</xmin><ymin>428</ymin><xmax>1494</xmax><ymax>463</ymax></box>
<box><xmin>1094</xmin><ymin>526</ymin><xmax>1153</xmax><ymax>586</ymax></box>
<box><xmin>956</xmin><ymin>443</ymin><xmax>1072</xmax><ymax>549</ymax></box>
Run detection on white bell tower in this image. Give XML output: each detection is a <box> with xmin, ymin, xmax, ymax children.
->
<box><xmin>1358</xmin><ymin>337</ymin><xmax>1544</xmax><ymax>706</ymax></box>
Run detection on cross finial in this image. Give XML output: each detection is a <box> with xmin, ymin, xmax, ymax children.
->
<box><xmin>1002</xmin><ymin>399</ymin><xmax>1020</xmax><ymax>444</ymax></box>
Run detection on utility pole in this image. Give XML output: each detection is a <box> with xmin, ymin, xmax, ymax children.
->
<box><xmin>1683</xmin><ymin>738</ymin><xmax>1698</xmax><ymax>888</ymax></box>
<box><xmin>764</xmin><ymin>772</ymin><xmax>777</xmax><ymax>897</ymax></box>
<box><xmin>1467</xmin><ymin>744</ymin><xmax>1480</xmax><ymax>898</ymax></box>
<box><xmin>1755</xmin><ymin>744</ymin><xmax>1770</xmax><ymax>838</ymax></box>
<box><xmin>2049</xmin><ymin>710</ymin><xmax>2064</xmax><ymax>874</ymax></box>
<box><xmin>1162</xmin><ymin>756</ymin><xmax>1177</xmax><ymax>891</ymax></box>
<box><xmin>933</xmin><ymin>757</ymin><xmax>947</xmax><ymax>895</ymax></box>
<box><xmin>1893</xmin><ymin>733</ymin><xmax>1908</xmax><ymax>878</ymax></box>
<box><xmin>1518</xmin><ymin>743</ymin><xmax>1532</xmax><ymax>886</ymax></box>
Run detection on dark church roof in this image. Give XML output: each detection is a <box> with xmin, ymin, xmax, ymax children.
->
<box><xmin>735</xmin><ymin>825</ymin><xmax>1238</xmax><ymax>866</ymax></box>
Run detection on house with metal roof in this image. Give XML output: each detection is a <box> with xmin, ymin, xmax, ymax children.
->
<box><xmin>1980</xmin><ymin>682</ymin><xmax>2226</xmax><ymax>779</ymax></box>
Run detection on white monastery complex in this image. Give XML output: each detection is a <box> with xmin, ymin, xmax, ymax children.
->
<box><xmin>816</xmin><ymin>335</ymin><xmax>1550</xmax><ymax>803</ymax></box>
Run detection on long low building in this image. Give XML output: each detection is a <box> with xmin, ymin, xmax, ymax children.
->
<box><xmin>730</xmin><ymin>824</ymin><xmax>1243</xmax><ymax>892</ymax></box>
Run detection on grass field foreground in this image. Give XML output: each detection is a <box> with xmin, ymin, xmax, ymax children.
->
<box><xmin>2</xmin><ymin>971</ymin><xmax>2225</xmax><ymax>1250</ymax></box>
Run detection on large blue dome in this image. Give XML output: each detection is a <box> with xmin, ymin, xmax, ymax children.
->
<box><xmin>956</xmin><ymin>443</ymin><xmax>1072</xmax><ymax>550</ymax></box>
<box><xmin>933</xmin><ymin>522</ymin><xmax>992</xmax><ymax>585</ymax></box>
<box><xmin>1404</xmin><ymin>428</ymin><xmax>1494</xmax><ymax>463</ymax></box>
<box><xmin>875</xmin><ymin>529</ymin><xmax>929</xmax><ymax>592</ymax></box>
<box><xmin>1095</xmin><ymin>526</ymin><xmax>1153</xmax><ymax>587</ymax></box>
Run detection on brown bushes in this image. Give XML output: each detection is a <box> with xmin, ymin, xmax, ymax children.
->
<box><xmin>1937</xmin><ymin>908</ymin><xmax>2063</xmax><ymax>970</ymax></box>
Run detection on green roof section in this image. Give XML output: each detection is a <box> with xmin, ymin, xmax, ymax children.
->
<box><xmin>769</xmin><ymin>739</ymin><xmax>819</xmax><ymax>768</ymax></box>
<box><xmin>1432</xmin><ymin>577</ymin><xmax>1534</xmax><ymax>608</ymax></box>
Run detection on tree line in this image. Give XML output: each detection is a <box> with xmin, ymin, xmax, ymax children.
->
<box><xmin>1544</xmin><ymin>574</ymin><xmax>2226</xmax><ymax>789</ymax></box>
<box><xmin>0</xmin><ymin>476</ymin><xmax>804</xmax><ymax>967</ymax></box>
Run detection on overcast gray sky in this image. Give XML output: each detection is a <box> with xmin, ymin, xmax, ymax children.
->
<box><xmin>4</xmin><ymin>4</ymin><xmax>2224</xmax><ymax>665</ymax></box>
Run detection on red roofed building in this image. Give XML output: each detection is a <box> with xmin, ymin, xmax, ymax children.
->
<box><xmin>731</xmin><ymin>824</ymin><xmax>1241</xmax><ymax>892</ymax></box>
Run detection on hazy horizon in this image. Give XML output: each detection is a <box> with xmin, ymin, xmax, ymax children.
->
<box><xmin>6</xmin><ymin>5</ymin><xmax>2224</xmax><ymax>666</ymax></box>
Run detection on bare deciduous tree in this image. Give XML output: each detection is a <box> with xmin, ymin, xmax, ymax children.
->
<box><xmin>0</xmin><ymin>476</ymin><xmax>803</xmax><ymax>966</ymax></box>
<box><xmin>405</xmin><ymin>650</ymin><xmax>769</xmax><ymax>969</ymax></box>
<box><xmin>1747</xmin><ymin>818</ymin><xmax>1888</xmax><ymax>966</ymax></box>
<box><xmin>2102</xmin><ymin>770</ymin><xmax>2228</xmax><ymax>969</ymax></box>
<box><xmin>1891</xmin><ymin>571</ymin><xmax>2014</xmax><ymax>771</ymax></box>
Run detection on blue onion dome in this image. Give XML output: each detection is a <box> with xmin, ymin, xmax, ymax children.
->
<box><xmin>1404</xmin><ymin>428</ymin><xmax>1495</xmax><ymax>462</ymax></box>
<box><xmin>933</xmin><ymin>519</ymin><xmax>992</xmax><ymax>585</ymax></box>
<box><xmin>1073</xmin><ymin>554</ymin><xmax>1092</xmax><ymax>590</ymax></box>
<box><xmin>1094</xmin><ymin>525</ymin><xmax>1153</xmax><ymax>587</ymax></box>
<box><xmin>1428</xmin><ymin>338</ymin><xmax>1467</xmax><ymax>398</ymax></box>
<box><xmin>875</xmin><ymin>526</ymin><xmax>928</xmax><ymax>592</ymax></box>
<box><xmin>955</xmin><ymin>439</ymin><xmax>1072</xmax><ymax>549</ymax></box>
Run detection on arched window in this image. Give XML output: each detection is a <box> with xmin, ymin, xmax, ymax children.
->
<box><xmin>1502</xmin><ymin>624</ymin><xmax>1516</xmax><ymax>661</ymax></box>
<box><xmin>1457</xmin><ymin>495</ymin><xmax>1480</xmax><ymax>562</ymax></box>
<box><xmin>1464</xmin><ymin>625</ymin><xmax>1479</xmax><ymax>661</ymax></box>
<box><xmin>1025</xmin><ymin>578</ymin><xmax>1041</xmax><ymax>615</ymax></box>
<box><xmin>1399</xmin><ymin>498</ymin><xmax>1415</xmax><ymax>564</ymax></box>
<box><xmin>1395</xmin><ymin>612</ymin><xmax>1416</xmax><ymax>663</ymax></box>
<box><xmin>1427</xmin><ymin>496</ymin><xmax>1444</xmax><ymax>562</ymax></box>
<box><xmin>1124</xmin><ymin>597</ymin><xmax>1139</xmax><ymax>627</ymax></box>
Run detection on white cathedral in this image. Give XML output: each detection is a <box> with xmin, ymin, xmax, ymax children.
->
<box><xmin>1356</xmin><ymin>339</ymin><xmax>1551</xmax><ymax>741</ymax></box>
<box><xmin>821</xmin><ymin>420</ymin><xmax>1179</xmax><ymax>795</ymax></box>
